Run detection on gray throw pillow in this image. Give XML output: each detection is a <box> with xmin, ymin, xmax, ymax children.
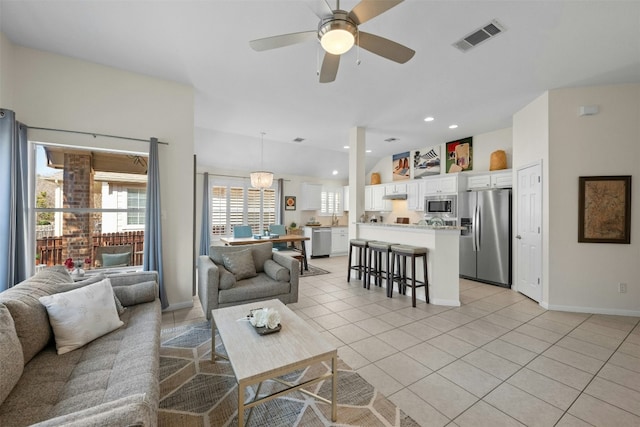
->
<box><xmin>221</xmin><ymin>249</ymin><xmax>257</xmax><ymax>280</ymax></box>
<box><xmin>112</xmin><ymin>281</ymin><xmax>157</xmax><ymax>306</ymax></box>
<box><xmin>102</xmin><ymin>252</ymin><xmax>131</xmax><ymax>267</ymax></box>
<box><xmin>217</xmin><ymin>265</ymin><xmax>236</xmax><ymax>290</ymax></box>
<box><xmin>264</xmin><ymin>259</ymin><xmax>290</xmax><ymax>282</ymax></box>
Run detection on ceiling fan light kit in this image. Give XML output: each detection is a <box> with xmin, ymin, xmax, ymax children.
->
<box><xmin>318</xmin><ymin>11</ymin><xmax>357</xmax><ymax>55</ymax></box>
<box><xmin>249</xmin><ymin>0</ymin><xmax>414</xmax><ymax>83</ymax></box>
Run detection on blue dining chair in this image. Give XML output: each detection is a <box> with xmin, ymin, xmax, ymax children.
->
<box><xmin>233</xmin><ymin>225</ymin><xmax>253</xmax><ymax>238</ymax></box>
<box><xmin>269</xmin><ymin>224</ymin><xmax>287</xmax><ymax>250</ymax></box>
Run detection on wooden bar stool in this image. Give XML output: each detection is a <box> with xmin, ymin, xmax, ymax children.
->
<box><xmin>366</xmin><ymin>241</ymin><xmax>396</xmax><ymax>293</ymax></box>
<box><xmin>390</xmin><ymin>244</ymin><xmax>429</xmax><ymax>307</ymax></box>
<box><xmin>347</xmin><ymin>239</ymin><xmax>371</xmax><ymax>283</ymax></box>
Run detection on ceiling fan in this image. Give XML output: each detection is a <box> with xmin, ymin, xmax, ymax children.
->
<box><xmin>249</xmin><ymin>0</ymin><xmax>415</xmax><ymax>83</ymax></box>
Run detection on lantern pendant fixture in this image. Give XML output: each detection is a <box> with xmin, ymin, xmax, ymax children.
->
<box><xmin>250</xmin><ymin>132</ymin><xmax>273</xmax><ymax>189</ymax></box>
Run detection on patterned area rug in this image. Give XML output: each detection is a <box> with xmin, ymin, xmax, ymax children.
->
<box><xmin>159</xmin><ymin>322</ymin><xmax>419</xmax><ymax>426</ymax></box>
<box><xmin>301</xmin><ymin>265</ymin><xmax>330</xmax><ymax>277</ymax></box>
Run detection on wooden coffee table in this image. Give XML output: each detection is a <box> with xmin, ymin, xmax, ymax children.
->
<box><xmin>211</xmin><ymin>299</ymin><xmax>337</xmax><ymax>426</ymax></box>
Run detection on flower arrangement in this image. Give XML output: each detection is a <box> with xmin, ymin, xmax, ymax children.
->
<box><xmin>249</xmin><ymin>308</ymin><xmax>281</xmax><ymax>330</ymax></box>
<box><xmin>64</xmin><ymin>258</ymin><xmax>92</xmax><ymax>272</ymax></box>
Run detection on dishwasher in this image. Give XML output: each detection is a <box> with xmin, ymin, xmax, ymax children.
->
<box><xmin>311</xmin><ymin>227</ymin><xmax>332</xmax><ymax>257</ymax></box>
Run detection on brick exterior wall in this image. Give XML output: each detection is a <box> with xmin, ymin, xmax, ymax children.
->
<box><xmin>62</xmin><ymin>153</ymin><xmax>94</xmax><ymax>264</ymax></box>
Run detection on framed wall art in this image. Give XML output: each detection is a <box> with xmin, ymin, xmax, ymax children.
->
<box><xmin>578</xmin><ymin>175</ymin><xmax>631</xmax><ymax>244</ymax></box>
<box><xmin>413</xmin><ymin>146</ymin><xmax>441</xmax><ymax>178</ymax></box>
<box><xmin>285</xmin><ymin>196</ymin><xmax>296</xmax><ymax>211</ymax></box>
<box><xmin>445</xmin><ymin>137</ymin><xmax>473</xmax><ymax>173</ymax></box>
<box><xmin>392</xmin><ymin>151</ymin><xmax>411</xmax><ymax>181</ymax></box>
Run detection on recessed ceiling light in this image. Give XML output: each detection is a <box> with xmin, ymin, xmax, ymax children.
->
<box><xmin>449</xmin><ymin>124</ymin><xmax>458</xmax><ymax>129</ymax></box>
<box><xmin>332</xmin><ymin>170</ymin><xmax>338</xmax><ymax>175</ymax></box>
<box><xmin>366</xmin><ymin>149</ymin><xmax>372</xmax><ymax>153</ymax></box>
<box><xmin>343</xmin><ymin>145</ymin><xmax>350</xmax><ymax>149</ymax></box>
<box><xmin>424</xmin><ymin>116</ymin><xmax>435</xmax><ymax>122</ymax></box>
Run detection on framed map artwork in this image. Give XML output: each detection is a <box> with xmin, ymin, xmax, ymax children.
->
<box><xmin>578</xmin><ymin>176</ymin><xmax>631</xmax><ymax>244</ymax></box>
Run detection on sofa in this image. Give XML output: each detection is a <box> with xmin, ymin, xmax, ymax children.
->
<box><xmin>0</xmin><ymin>267</ymin><xmax>161</xmax><ymax>426</ymax></box>
<box><xmin>198</xmin><ymin>241</ymin><xmax>299</xmax><ymax>320</ymax></box>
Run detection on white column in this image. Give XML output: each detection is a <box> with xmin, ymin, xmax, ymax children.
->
<box><xmin>348</xmin><ymin>127</ymin><xmax>365</xmax><ymax>241</ymax></box>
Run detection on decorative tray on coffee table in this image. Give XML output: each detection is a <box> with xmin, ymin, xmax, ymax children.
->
<box><xmin>248</xmin><ymin>308</ymin><xmax>282</xmax><ymax>335</ymax></box>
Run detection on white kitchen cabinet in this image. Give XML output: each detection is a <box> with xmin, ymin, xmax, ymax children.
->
<box><xmin>406</xmin><ymin>180</ymin><xmax>424</xmax><ymax>210</ymax></box>
<box><xmin>385</xmin><ymin>183</ymin><xmax>407</xmax><ymax>195</ymax></box>
<box><xmin>300</xmin><ymin>183</ymin><xmax>322</xmax><ymax>210</ymax></box>
<box><xmin>343</xmin><ymin>185</ymin><xmax>349</xmax><ymax>211</ymax></box>
<box><xmin>372</xmin><ymin>185</ymin><xmax>391</xmax><ymax>211</ymax></box>
<box><xmin>491</xmin><ymin>170</ymin><xmax>513</xmax><ymax>188</ymax></box>
<box><xmin>364</xmin><ymin>185</ymin><xmax>373</xmax><ymax>210</ymax></box>
<box><xmin>466</xmin><ymin>174</ymin><xmax>491</xmax><ymax>190</ymax></box>
<box><xmin>423</xmin><ymin>175</ymin><xmax>458</xmax><ymax>195</ymax></box>
<box><xmin>330</xmin><ymin>227</ymin><xmax>348</xmax><ymax>256</ymax></box>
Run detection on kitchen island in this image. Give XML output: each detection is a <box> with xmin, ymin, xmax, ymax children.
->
<box><xmin>357</xmin><ymin>223</ymin><xmax>462</xmax><ymax>306</ymax></box>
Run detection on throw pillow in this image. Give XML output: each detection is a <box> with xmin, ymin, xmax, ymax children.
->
<box><xmin>113</xmin><ymin>294</ymin><xmax>126</xmax><ymax>315</ymax></box>
<box><xmin>263</xmin><ymin>259</ymin><xmax>291</xmax><ymax>282</ymax></box>
<box><xmin>38</xmin><ymin>279</ymin><xmax>124</xmax><ymax>355</ymax></box>
<box><xmin>221</xmin><ymin>249</ymin><xmax>257</xmax><ymax>280</ymax></box>
<box><xmin>102</xmin><ymin>252</ymin><xmax>131</xmax><ymax>267</ymax></box>
<box><xmin>112</xmin><ymin>281</ymin><xmax>157</xmax><ymax>306</ymax></box>
<box><xmin>217</xmin><ymin>265</ymin><xmax>236</xmax><ymax>290</ymax></box>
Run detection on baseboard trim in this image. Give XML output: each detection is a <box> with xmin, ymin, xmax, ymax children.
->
<box><xmin>543</xmin><ymin>303</ymin><xmax>640</xmax><ymax>317</ymax></box>
<box><xmin>163</xmin><ymin>300</ymin><xmax>194</xmax><ymax>312</ymax></box>
<box><xmin>431</xmin><ymin>298</ymin><xmax>461</xmax><ymax>307</ymax></box>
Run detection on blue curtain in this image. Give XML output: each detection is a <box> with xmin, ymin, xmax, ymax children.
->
<box><xmin>143</xmin><ymin>137</ymin><xmax>168</xmax><ymax>308</ymax></box>
<box><xmin>199</xmin><ymin>172</ymin><xmax>210</xmax><ymax>255</ymax></box>
<box><xmin>0</xmin><ymin>109</ymin><xmax>29</xmax><ymax>291</ymax></box>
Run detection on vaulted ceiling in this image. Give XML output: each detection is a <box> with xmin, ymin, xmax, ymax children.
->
<box><xmin>2</xmin><ymin>1</ymin><xmax>639</xmax><ymax>180</ymax></box>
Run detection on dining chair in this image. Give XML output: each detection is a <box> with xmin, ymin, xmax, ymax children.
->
<box><xmin>269</xmin><ymin>224</ymin><xmax>287</xmax><ymax>250</ymax></box>
<box><xmin>233</xmin><ymin>225</ymin><xmax>253</xmax><ymax>238</ymax></box>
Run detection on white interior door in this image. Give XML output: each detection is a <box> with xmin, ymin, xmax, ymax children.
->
<box><xmin>516</xmin><ymin>163</ymin><xmax>542</xmax><ymax>302</ymax></box>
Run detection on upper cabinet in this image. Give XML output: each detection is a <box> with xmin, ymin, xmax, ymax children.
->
<box><xmin>372</xmin><ymin>185</ymin><xmax>391</xmax><ymax>211</ymax></box>
<box><xmin>406</xmin><ymin>180</ymin><xmax>424</xmax><ymax>210</ymax></box>
<box><xmin>423</xmin><ymin>175</ymin><xmax>458</xmax><ymax>195</ymax></box>
<box><xmin>466</xmin><ymin>170</ymin><xmax>513</xmax><ymax>190</ymax></box>
<box><xmin>385</xmin><ymin>183</ymin><xmax>407</xmax><ymax>195</ymax></box>
<box><xmin>300</xmin><ymin>183</ymin><xmax>322</xmax><ymax>210</ymax></box>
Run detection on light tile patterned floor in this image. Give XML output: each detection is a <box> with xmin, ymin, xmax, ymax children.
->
<box><xmin>163</xmin><ymin>256</ymin><xmax>640</xmax><ymax>427</ymax></box>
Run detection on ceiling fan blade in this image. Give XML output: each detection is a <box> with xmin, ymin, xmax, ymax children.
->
<box><xmin>319</xmin><ymin>52</ymin><xmax>340</xmax><ymax>83</ymax></box>
<box><xmin>349</xmin><ymin>0</ymin><xmax>403</xmax><ymax>25</ymax></box>
<box><xmin>249</xmin><ymin>31</ymin><xmax>317</xmax><ymax>51</ymax></box>
<box><xmin>356</xmin><ymin>31</ymin><xmax>415</xmax><ymax>63</ymax></box>
<box><xmin>306</xmin><ymin>0</ymin><xmax>334</xmax><ymax>19</ymax></box>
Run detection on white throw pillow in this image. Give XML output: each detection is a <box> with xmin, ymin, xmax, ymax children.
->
<box><xmin>39</xmin><ymin>278</ymin><xmax>124</xmax><ymax>355</ymax></box>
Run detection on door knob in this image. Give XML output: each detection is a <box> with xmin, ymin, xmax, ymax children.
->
<box><xmin>515</xmin><ymin>235</ymin><xmax>522</xmax><ymax>239</ymax></box>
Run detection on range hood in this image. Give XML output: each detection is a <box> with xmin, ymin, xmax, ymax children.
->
<box><xmin>382</xmin><ymin>193</ymin><xmax>407</xmax><ymax>200</ymax></box>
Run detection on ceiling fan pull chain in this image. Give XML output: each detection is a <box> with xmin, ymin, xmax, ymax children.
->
<box><xmin>356</xmin><ymin>30</ymin><xmax>361</xmax><ymax>65</ymax></box>
<box><xmin>316</xmin><ymin>43</ymin><xmax>320</xmax><ymax>76</ymax></box>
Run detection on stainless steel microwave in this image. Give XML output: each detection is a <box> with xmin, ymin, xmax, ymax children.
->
<box><xmin>424</xmin><ymin>194</ymin><xmax>457</xmax><ymax>217</ymax></box>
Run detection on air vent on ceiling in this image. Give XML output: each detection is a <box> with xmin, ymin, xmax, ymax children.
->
<box><xmin>384</xmin><ymin>137</ymin><xmax>399</xmax><ymax>142</ymax></box>
<box><xmin>292</xmin><ymin>137</ymin><xmax>305</xmax><ymax>143</ymax></box>
<box><xmin>453</xmin><ymin>19</ymin><xmax>506</xmax><ymax>52</ymax></box>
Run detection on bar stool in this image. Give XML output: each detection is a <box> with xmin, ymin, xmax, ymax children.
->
<box><xmin>366</xmin><ymin>241</ymin><xmax>396</xmax><ymax>294</ymax></box>
<box><xmin>347</xmin><ymin>239</ymin><xmax>371</xmax><ymax>283</ymax></box>
<box><xmin>390</xmin><ymin>244</ymin><xmax>429</xmax><ymax>307</ymax></box>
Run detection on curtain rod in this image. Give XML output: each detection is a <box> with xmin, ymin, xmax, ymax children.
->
<box><xmin>27</xmin><ymin>126</ymin><xmax>169</xmax><ymax>145</ymax></box>
<box><xmin>196</xmin><ymin>172</ymin><xmax>290</xmax><ymax>182</ymax></box>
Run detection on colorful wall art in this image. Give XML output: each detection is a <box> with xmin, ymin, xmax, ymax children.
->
<box><xmin>392</xmin><ymin>151</ymin><xmax>411</xmax><ymax>181</ymax></box>
<box><xmin>445</xmin><ymin>137</ymin><xmax>473</xmax><ymax>173</ymax></box>
<box><xmin>413</xmin><ymin>146</ymin><xmax>441</xmax><ymax>178</ymax></box>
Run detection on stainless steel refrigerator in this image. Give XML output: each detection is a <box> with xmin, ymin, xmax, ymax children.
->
<box><xmin>459</xmin><ymin>189</ymin><xmax>512</xmax><ymax>287</ymax></box>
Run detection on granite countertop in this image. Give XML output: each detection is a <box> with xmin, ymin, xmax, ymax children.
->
<box><xmin>356</xmin><ymin>222</ymin><xmax>464</xmax><ymax>231</ymax></box>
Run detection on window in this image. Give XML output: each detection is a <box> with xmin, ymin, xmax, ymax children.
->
<box><xmin>320</xmin><ymin>187</ymin><xmax>342</xmax><ymax>215</ymax></box>
<box><xmin>33</xmin><ymin>144</ymin><xmax>147</xmax><ymax>269</ymax></box>
<box><xmin>127</xmin><ymin>189</ymin><xmax>146</xmax><ymax>225</ymax></box>
<box><xmin>210</xmin><ymin>180</ymin><xmax>276</xmax><ymax>237</ymax></box>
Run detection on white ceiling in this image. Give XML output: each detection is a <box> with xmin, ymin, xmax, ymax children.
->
<box><xmin>2</xmin><ymin>1</ymin><xmax>639</xmax><ymax>180</ymax></box>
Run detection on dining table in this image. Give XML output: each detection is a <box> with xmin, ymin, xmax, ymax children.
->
<box><xmin>219</xmin><ymin>235</ymin><xmax>310</xmax><ymax>271</ymax></box>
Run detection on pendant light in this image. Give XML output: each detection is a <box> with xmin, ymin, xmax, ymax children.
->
<box><xmin>250</xmin><ymin>132</ymin><xmax>273</xmax><ymax>189</ymax></box>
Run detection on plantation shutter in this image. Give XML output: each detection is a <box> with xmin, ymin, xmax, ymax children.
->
<box><xmin>263</xmin><ymin>188</ymin><xmax>276</xmax><ymax>228</ymax></box>
<box><xmin>211</xmin><ymin>186</ymin><xmax>227</xmax><ymax>236</ymax></box>
<box><xmin>229</xmin><ymin>187</ymin><xmax>245</xmax><ymax>233</ymax></box>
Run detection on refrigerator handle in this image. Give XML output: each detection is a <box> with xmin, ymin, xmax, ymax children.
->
<box><xmin>473</xmin><ymin>204</ymin><xmax>479</xmax><ymax>251</ymax></box>
<box><xmin>476</xmin><ymin>204</ymin><xmax>481</xmax><ymax>251</ymax></box>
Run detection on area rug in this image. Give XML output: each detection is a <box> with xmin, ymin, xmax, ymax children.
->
<box><xmin>159</xmin><ymin>322</ymin><xmax>419</xmax><ymax>426</ymax></box>
<box><xmin>301</xmin><ymin>265</ymin><xmax>330</xmax><ymax>277</ymax></box>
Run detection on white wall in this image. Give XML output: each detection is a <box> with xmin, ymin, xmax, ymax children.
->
<box><xmin>0</xmin><ymin>32</ymin><xmax>14</xmax><ymax>108</ymax></box>
<box><xmin>547</xmin><ymin>84</ymin><xmax>639</xmax><ymax>314</ymax></box>
<box><xmin>513</xmin><ymin>86</ymin><xmax>640</xmax><ymax>315</ymax></box>
<box><xmin>512</xmin><ymin>92</ymin><xmax>550</xmax><ymax>304</ymax></box>
<box><xmin>367</xmin><ymin>127</ymin><xmax>513</xmax><ymax>184</ymax></box>
<box><xmin>8</xmin><ymin>41</ymin><xmax>195</xmax><ymax>309</ymax></box>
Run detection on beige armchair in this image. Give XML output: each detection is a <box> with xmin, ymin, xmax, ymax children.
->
<box><xmin>197</xmin><ymin>241</ymin><xmax>299</xmax><ymax>320</ymax></box>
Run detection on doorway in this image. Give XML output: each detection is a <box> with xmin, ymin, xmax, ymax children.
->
<box><xmin>516</xmin><ymin>162</ymin><xmax>542</xmax><ymax>302</ymax></box>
